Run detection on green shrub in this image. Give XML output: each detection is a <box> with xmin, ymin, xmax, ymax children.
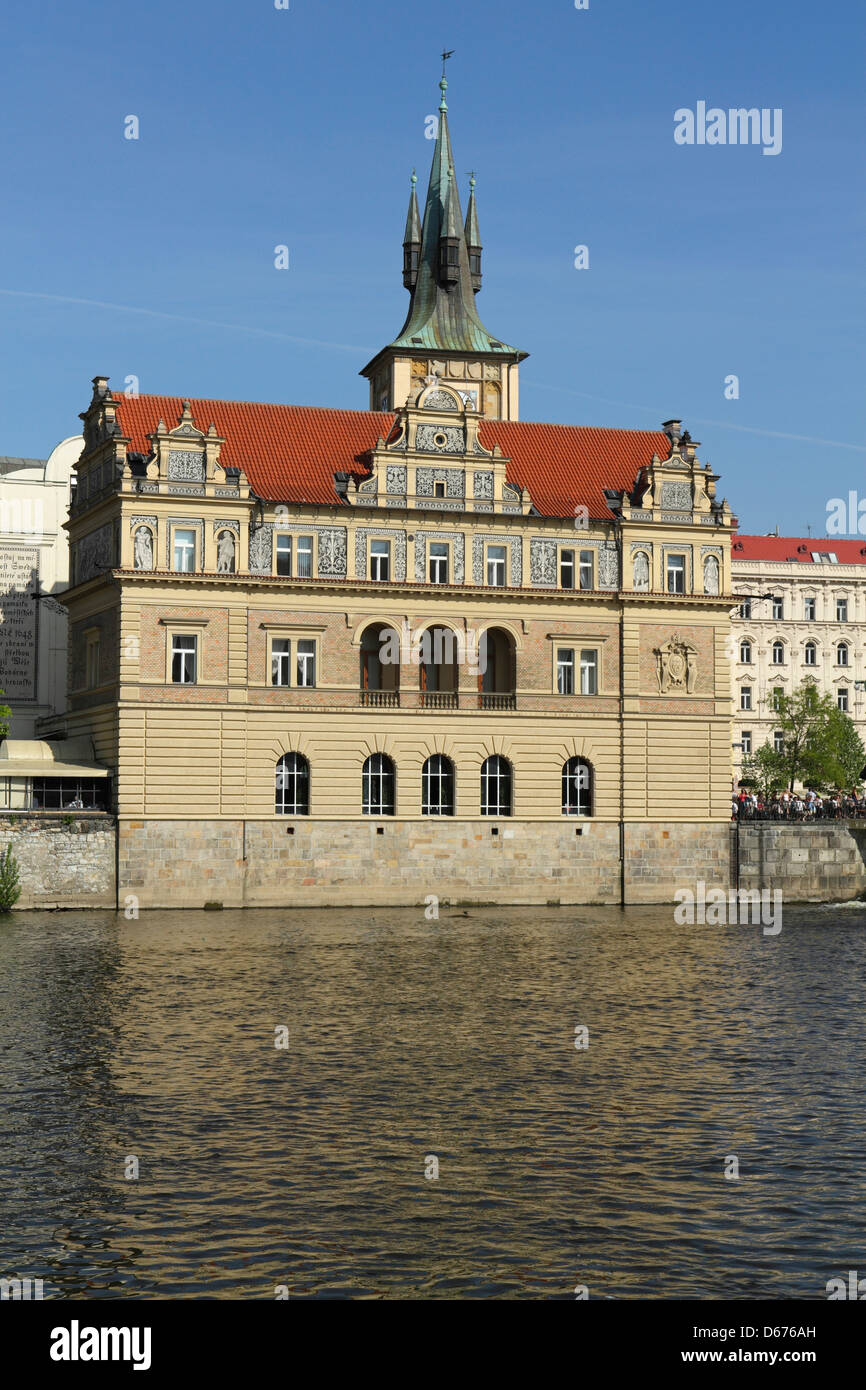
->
<box><xmin>0</xmin><ymin>844</ymin><xmax>21</xmax><ymax>912</ymax></box>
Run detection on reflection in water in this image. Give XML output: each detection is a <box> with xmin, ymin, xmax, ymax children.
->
<box><xmin>1</xmin><ymin>905</ymin><xmax>864</xmax><ymax>1299</ymax></box>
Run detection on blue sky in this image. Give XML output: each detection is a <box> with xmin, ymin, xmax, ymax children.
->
<box><xmin>0</xmin><ymin>0</ymin><xmax>862</xmax><ymax>535</ymax></box>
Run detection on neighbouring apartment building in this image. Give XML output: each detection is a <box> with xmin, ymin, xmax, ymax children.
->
<box><xmin>730</xmin><ymin>535</ymin><xmax>866</xmax><ymax>783</ymax></box>
<box><xmin>48</xmin><ymin>78</ymin><xmax>739</xmax><ymax>907</ymax></box>
<box><xmin>0</xmin><ymin>438</ymin><xmax>80</xmax><ymax>737</ymax></box>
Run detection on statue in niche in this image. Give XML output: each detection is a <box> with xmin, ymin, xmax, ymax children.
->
<box><xmin>655</xmin><ymin>633</ymin><xmax>698</xmax><ymax>694</ymax></box>
<box><xmin>133</xmin><ymin>527</ymin><xmax>153</xmax><ymax>570</ymax></box>
<box><xmin>633</xmin><ymin>551</ymin><xmax>649</xmax><ymax>591</ymax></box>
<box><xmin>217</xmin><ymin>530</ymin><xmax>236</xmax><ymax>573</ymax></box>
<box><xmin>703</xmin><ymin>554</ymin><xmax>720</xmax><ymax>595</ymax></box>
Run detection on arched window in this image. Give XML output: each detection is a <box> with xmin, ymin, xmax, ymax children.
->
<box><xmin>422</xmin><ymin>755</ymin><xmax>454</xmax><ymax>816</ymax></box>
<box><xmin>562</xmin><ymin>757</ymin><xmax>592</xmax><ymax>816</ymax></box>
<box><xmin>772</xmin><ymin>640</ymin><xmax>785</xmax><ymax>665</ymax></box>
<box><xmin>360</xmin><ymin>624</ymin><xmax>400</xmax><ymax>705</ymax></box>
<box><xmin>481</xmin><ymin>755</ymin><xmax>511</xmax><ymax>817</ymax></box>
<box><xmin>837</xmin><ymin>642</ymin><xmax>849</xmax><ymax>666</ymax></box>
<box><xmin>275</xmin><ymin>753</ymin><xmax>309</xmax><ymax>815</ymax></box>
<box><xmin>363</xmin><ymin>753</ymin><xmax>395</xmax><ymax>816</ymax></box>
<box><xmin>739</xmin><ymin>640</ymin><xmax>752</xmax><ymax>663</ymax></box>
<box><xmin>804</xmin><ymin>641</ymin><xmax>817</xmax><ymax>666</ymax></box>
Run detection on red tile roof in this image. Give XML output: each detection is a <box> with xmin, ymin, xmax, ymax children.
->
<box><xmin>112</xmin><ymin>393</ymin><xmax>671</xmax><ymax>518</ymax></box>
<box><xmin>732</xmin><ymin>535</ymin><xmax>866</xmax><ymax>565</ymax></box>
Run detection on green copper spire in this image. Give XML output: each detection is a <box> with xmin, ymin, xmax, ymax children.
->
<box><xmin>464</xmin><ymin>172</ymin><xmax>482</xmax><ymax>293</ymax></box>
<box><xmin>384</xmin><ymin>76</ymin><xmax>522</xmax><ymax>357</ymax></box>
<box><xmin>402</xmin><ymin>170</ymin><xmax>422</xmax><ymax>290</ymax></box>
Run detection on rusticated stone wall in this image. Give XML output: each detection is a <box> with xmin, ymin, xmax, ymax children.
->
<box><xmin>116</xmin><ymin>818</ymin><xmax>733</xmax><ymax>909</ymax></box>
<box><xmin>736</xmin><ymin>822</ymin><xmax>866</xmax><ymax>902</ymax></box>
<box><xmin>0</xmin><ymin>814</ymin><xmax>116</xmax><ymax>909</ymax></box>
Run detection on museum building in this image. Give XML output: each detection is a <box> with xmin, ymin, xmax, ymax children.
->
<box><xmin>48</xmin><ymin>79</ymin><xmax>739</xmax><ymax>906</ymax></box>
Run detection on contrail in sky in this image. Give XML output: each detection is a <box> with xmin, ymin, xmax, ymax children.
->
<box><xmin>0</xmin><ymin>288</ymin><xmax>364</xmax><ymax>354</ymax></box>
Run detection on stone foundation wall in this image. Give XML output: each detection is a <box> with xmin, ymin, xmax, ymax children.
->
<box><xmin>117</xmin><ymin>817</ymin><xmax>733</xmax><ymax>909</ymax></box>
<box><xmin>0</xmin><ymin>814</ymin><xmax>116</xmax><ymax>909</ymax></box>
<box><xmin>736</xmin><ymin>822</ymin><xmax>866</xmax><ymax>902</ymax></box>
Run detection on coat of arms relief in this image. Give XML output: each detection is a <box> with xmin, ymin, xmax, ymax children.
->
<box><xmin>655</xmin><ymin>633</ymin><xmax>698</xmax><ymax>694</ymax></box>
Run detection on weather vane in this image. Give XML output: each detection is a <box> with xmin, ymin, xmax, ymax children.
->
<box><xmin>441</xmin><ymin>49</ymin><xmax>454</xmax><ymax>75</ymax></box>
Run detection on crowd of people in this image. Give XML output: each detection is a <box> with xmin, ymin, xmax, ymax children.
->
<box><xmin>732</xmin><ymin>789</ymin><xmax>866</xmax><ymax>821</ymax></box>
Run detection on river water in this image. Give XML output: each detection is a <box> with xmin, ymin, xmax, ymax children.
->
<box><xmin>1</xmin><ymin>904</ymin><xmax>864</xmax><ymax>1300</ymax></box>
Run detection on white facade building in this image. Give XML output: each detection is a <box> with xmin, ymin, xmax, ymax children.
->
<box><xmin>0</xmin><ymin>437</ymin><xmax>82</xmax><ymax>737</ymax></box>
<box><xmin>730</xmin><ymin>535</ymin><xmax>866</xmax><ymax>783</ymax></box>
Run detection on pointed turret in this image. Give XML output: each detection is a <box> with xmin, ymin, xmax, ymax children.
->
<box><xmin>464</xmin><ymin>174</ymin><xmax>482</xmax><ymax>293</ymax></box>
<box><xmin>402</xmin><ymin>170</ymin><xmax>421</xmax><ymax>291</ymax></box>
<box><xmin>360</xmin><ymin>65</ymin><xmax>527</xmax><ymax>420</ymax></box>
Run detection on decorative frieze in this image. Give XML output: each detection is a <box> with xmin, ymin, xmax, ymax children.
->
<box><xmin>317</xmin><ymin>527</ymin><xmax>348</xmax><ymax>578</ymax></box>
<box><xmin>473</xmin><ymin>470</ymin><xmax>494</xmax><ymax>500</ymax></box>
<box><xmin>598</xmin><ymin>542</ymin><xmax>619</xmax><ymax>589</ymax></box>
<box><xmin>416</xmin><ymin>424</ymin><xmax>465</xmax><ymax>454</ymax></box>
<box><xmin>386</xmin><ymin>466</ymin><xmax>407</xmax><ymax>495</ymax></box>
<box><xmin>422</xmin><ymin>390</ymin><xmax>459</xmax><ymax>411</ymax></box>
<box><xmin>167</xmin><ymin>451</ymin><xmax>205</xmax><ymax>482</ymax></box>
<box><xmin>530</xmin><ymin>538</ymin><xmax>557</xmax><ymax>586</ymax></box>
<box><xmin>417</xmin><ymin>467</ymin><xmax>465</xmax><ymax>498</ymax></box>
<box><xmin>660</xmin><ymin>480</ymin><xmax>691</xmax><ymax>510</ymax></box>
<box><xmin>249</xmin><ymin>523</ymin><xmax>272</xmax><ymax>573</ymax></box>
<box><xmin>75</xmin><ymin>524</ymin><xmax>114</xmax><ymax>584</ymax></box>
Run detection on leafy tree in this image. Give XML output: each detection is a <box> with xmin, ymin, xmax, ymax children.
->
<box><xmin>740</xmin><ymin>743</ymin><xmax>786</xmax><ymax>800</ymax></box>
<box><xmin>0</xmin><ymin>844</ymin><xmax>21</xmax><ymax>911</ymax></box>
<box><xmin>751</xmin><ymin>680</ymin><xmax>866</xmax><ymax>793</ymax></box>
<box><xmin>0</xmin><ymin>689</ymin><xmax>10</xmax><ymax>742</ymax></box>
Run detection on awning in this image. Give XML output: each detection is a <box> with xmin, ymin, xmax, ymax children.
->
<box><xmin>0</xmin><ymin>739</ymin><xmax>111</xmax><ymax>779</ymax></box>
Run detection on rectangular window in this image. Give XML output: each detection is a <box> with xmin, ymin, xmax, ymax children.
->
<box><xmin>772</xmin><ymin>596</ymin><xmax>783</xmax><ymax>620</ymax></box>
<box><xmin>433</xmin><ymin>480</ymin><xmax>446</xmax><ymax>498</ymax></box>
<box><xmin>580</xmin><ymin>649</ymin><xmax>598</xmax><ymax>695</ymax></box>
<box><xmin>86</xmin><ymin>635</ymin><xmax>100</xmax><ymax>689</ymax></box>
<box><xmin>666</xmin><ymin>555</ymin><xmax>686</xmax><ymax>593</ymax></box>
<box><xmin>837</xmin><ymin>645</ymin><xmax>849</xmax><ymax>666</ymax></box>
<box><xmin>429</xmin><ymin>542</ymin><xmax>449</xmax><ymax>584</ymax></box>
<box><xmin>740</xmin><ymin>686</ymin><xmax>752</xmax><ymax>711</ymax></box>
<box><xmin>837</xmin><ymin>598</ymin><xmax>848</xmax><ymax>622</ymax></box>
<box><xmin>579</xmin><ymin>550</ymin><xmax>594</xmax><ymax>591</ymax></box>
<box><xmin>738</xmin><ymin>598</ymin><xmax>752</xmax><ymax>619</ymax></box>
<box><xmin>556</xmin><ymin>648</ymin><xmax>574</xmax><ymax>695</ymax></box>
<box><xmin>297</xmin><ymin>535</ymin><xmax>313</xmax><ymax>579</ymax></box>
<box><xmin>774</xmin><ymin>730</ymin><xmax>785</xmax><ymax>754</ymax></box>
<box><xmin>276</xmin><ymin>535</ymin><xmax>292</xmax><ymax>576</ymax></box>
<box><xmin>296</xmin><ymin>639</ymin><xmax>316</xmax><ymax>687</ymax></box>
<box><xmin>487</xmin><ymin>545</ymin><xmax>507</xmax><ymax>587</ymax></box>
<box><xmin>805</xmin><ymin>596</ymin><xmax>816</xmax><ymax>621</ymax></box>
<box><xmin>370</xmin><ymin>539</ymin><xmax>390</xmax><ymax>582</ymax></box>
<box><xmin>741</xmin><ymin>730</ymin><xmax>752</xmax><ymax>755</ymax></box>
<box><xmin>560</xmin><ymin>549</ymin><xmax>575</xmax><ymax>590</ymax></box>
<box><xmin>838</xmin><ymin>688</ymin><xmax>849</xmax><ymax>712</ymax></box>
<box><xmin>271</xmin><ymin>638</ymin><xmax>291</xmax><ymax>686</ymax></box>
<box><xmin>173</xmin><ymin>528</ymin><xmax>196</xmax><ymax>572</ymax></box>
<box><xmin>171</xmin><ymin>634</ymin><xmax>197</xmax><ymax>684</ymax></box>
<box><xmin>771</xmin><ymin>687</ymin><xmax>784</xmax><ymax>710</ymax></box>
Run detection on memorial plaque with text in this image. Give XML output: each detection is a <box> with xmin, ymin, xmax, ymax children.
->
<box><xmin>0</xmin><ymin>545</ymin><xmax>38</xmax><ymax>700</ymax></box>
